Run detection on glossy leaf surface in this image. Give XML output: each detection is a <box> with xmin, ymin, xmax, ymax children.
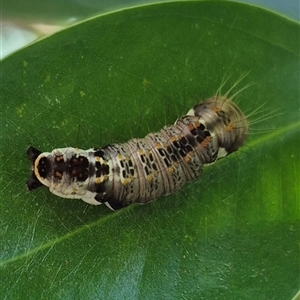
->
<box><xmin>1</xmin><ymin>2</ymin><xmax>299</xmax><ymax>299</ymax></box>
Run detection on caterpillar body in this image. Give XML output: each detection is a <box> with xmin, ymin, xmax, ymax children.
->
<box><xmin>26</xmin><ymin>96</ymin><xmax>248</xmax><ymax>210</ymax></box>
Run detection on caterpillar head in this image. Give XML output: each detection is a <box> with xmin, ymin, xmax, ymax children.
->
<box><xmin>26</xmin><ymin>146</ymin><xmax>51</xmax><ymax>191</ymax></box>
<box><xmin>26</xmin><ymin>146</ymin><xmax>95</xmax><ymax>202</ymax></box>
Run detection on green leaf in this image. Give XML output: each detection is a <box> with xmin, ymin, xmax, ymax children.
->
<box><xmin>1</xmin><ymin>1</ymin><xmax>299</xmax><ymax>299</ymax></box>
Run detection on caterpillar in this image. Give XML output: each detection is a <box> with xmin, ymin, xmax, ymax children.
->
<box><xmin>26</xmin><ymin>95</ymin><xmax>248</xmax><ymax>210</ymax></box>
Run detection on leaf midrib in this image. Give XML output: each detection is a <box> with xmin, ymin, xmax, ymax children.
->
<box><xmin>2</xmin><ymin>117</ymin><xmax>298</xmax><ymax>267</ymax></box>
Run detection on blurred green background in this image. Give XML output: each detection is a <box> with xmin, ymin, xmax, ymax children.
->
<box><xmin>1</xmin><ymin>0</ymin><xmax>299</xmax><ymax>59</ymax></box>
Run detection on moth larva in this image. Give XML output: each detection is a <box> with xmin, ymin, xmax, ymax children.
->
<box><xmin>26</xmin><ymin>95</ymin><xmax>248</xmax><ymax>210</ymax></box>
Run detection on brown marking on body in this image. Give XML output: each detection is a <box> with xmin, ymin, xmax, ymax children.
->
<box><xmin>55</xmin><ymin>171</ymin><xmax>62</xmax><ymax>179</ymax></box>
<box><xmin>168</xmin><ymin>167</ymin><xmax>174</xmax><ymax>174</ymax></box>
<box><xmin>189</xmin><ymin>151</ymin><xmax>195</xmax><ymax>157</ymax></box>
<box><xmin>212</xmin><ymin>106</ymin><xmax>220</xmax><ymax>113</ymax></box>
<box><xmin>184</xmin><ymin>156</ymin><xmax>191</xmax><ymax>163</ymax></box>
<box><xmin>201</xmin><ymin>140</ymin><xmax>208</xmax><ymax>147</ymax></box>
<box><xmin>173</xmin><ymin>162</ymin><xmax>179</xmax><ymax>167</ymax></box>
<box><xmin>147</xmin><ymin>175</ymin><xmax>153</xmax><ymax>182</ymax></box>
<box><xmin>226</xmin><ymin>122</ymin><xmax>233</xmax><ymax>132</ymax></box>
<box><xmin>188</xmin><ymin>124</ymin><xmax>194</xmax><ymax>131</ymax></box>
<box><xmin>95</xmin><ymin>178</ymin><xmax>102</xmax><ymax>184</ymax></box>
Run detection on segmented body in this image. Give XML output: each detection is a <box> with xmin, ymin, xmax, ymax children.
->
<box><xmin>27</xmin><ymin>96</ymin><xmax>248</xmax><ymax>210</ymax></box>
